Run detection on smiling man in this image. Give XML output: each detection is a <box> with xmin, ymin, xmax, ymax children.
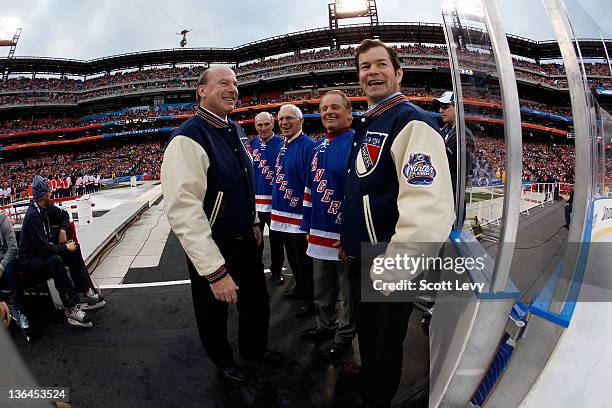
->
<box><xmin>270</xmin><ymin>104</ymin><xmax>316</xmax><ymax>318</ymax></box>
<box><xmin>340</xmin><ymin>40</ymin><xmax>455</xmax><ymax>407</ymax></box>
<box><xmin>161</xmin><ymin>66</ymin><xmax>282</xmax><ymax>387</ymax></box>
<box><xmin>299</xmin><ymin>90</ymin><xmax>356</xmax><ymax>359</ymax></box>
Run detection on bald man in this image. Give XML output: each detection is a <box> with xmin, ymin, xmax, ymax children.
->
<box><xmin>249</xmin><ymin>112</ymin><xmax>285</xmax><ymax>285</ymax></box>
<box><xmin>162</xmin><ymin>66</ymin><xmax>282</xmax><ymax>387</ymax></box>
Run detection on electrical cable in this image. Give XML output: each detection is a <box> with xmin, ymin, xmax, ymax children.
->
<box><xmin>150</xmin><ymin>0</ymin><xmax>184</xmax><ymax>31</ymax></box>
<box><xmin>514</xmin><ymin>225</ymin><xmax>565</xmax><ymax>250</ymax></box>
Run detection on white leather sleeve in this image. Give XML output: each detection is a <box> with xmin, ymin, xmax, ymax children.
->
<box><xmin>161</xmin><ymin>136</ymin><xmax>225</xmax><ymax>277</ymax></box>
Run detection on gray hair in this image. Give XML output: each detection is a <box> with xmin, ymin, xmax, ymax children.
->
<box><xmin>254</xmin><ymin>111</ymin><xmax>274</xmax><ymax>122</ymax></box>
<box><xmin>278</xmin><ymin>104</ymin><xmax>303</xmax><ymax>119</ymax></box>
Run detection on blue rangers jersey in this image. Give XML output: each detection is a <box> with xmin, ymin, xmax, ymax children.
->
<box><xmin>301</xmin><ymin>127</ymin><xmax>354</xmax><ymax>260</ymax></box>
<box><xmin>270</xmin><ymin>133</ymin><xmax>316</xmax><ymax>233</ymax></box>
<box><xmin>249</xmin><ymin>135</ymin><xmax>284</xmax><ymax>212</ymax></box>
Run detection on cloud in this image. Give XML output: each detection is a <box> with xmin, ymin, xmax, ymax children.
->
<box><xmin>1</xmin><ymin>0</ymin><xmax>610</xmax><ymax>60</ymax></box>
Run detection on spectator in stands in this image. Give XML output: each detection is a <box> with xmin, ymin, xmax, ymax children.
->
<box><xmin>18</xmin><ymin>176</ymin><xmax>105</xmax><ymax>328</ymax></box>
<box><xmin>0</xmin><ymin>209</ymin><xmax>28</xmax><ymax>329</ymax></box>
<box><xmin>564</xmin><ymin>191</ymin><xmax>573</xmax><ymax>228</ymax></box>
<box><xmin>1</xmin><ymin>187</ymin><xmax>8</xmax><ymax>205</ymax></box>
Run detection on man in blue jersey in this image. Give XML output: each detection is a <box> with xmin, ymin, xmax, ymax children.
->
<box><xmin>300</xmin><ymin>90</ymin><xmax>356</xmax><ymax>359</ymax></box>
<box><xmin>339</xmin><ymin>40</ymin><xmax>455</xmax><ymax>407</ymax></box>
<box><xmin>250</xmin><ymin>112</ymin><xmax>285</xmax><ymax>285</ymax></box>
<box><xmin>270</xmin><ymin>104</ymin><xmax>316</xmax><ymax>317</ymax></box>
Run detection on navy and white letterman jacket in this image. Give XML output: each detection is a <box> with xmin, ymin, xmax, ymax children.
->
<box><xmin>270</xmin><ymin>133</ymin><xmax>316</xmax><ymax>233</ymax></box>
<box><xmin>249</xmin><ymin>135</ymin><xmax>284</xmax><ymax>213</ymax></box>
<box><xmin>161</xmin><ymin>106</ymin><xmax>257</xmax><ymax>283</ymax></box>
<box><xmin>300</xmin><ymin>128</ymin><xmax>354</xmax><ymax>260</ymax></box>
<box><xmin>341</xmin><ymin>93</ymin><xmax>455</xmax><ymax>270</ymax></box>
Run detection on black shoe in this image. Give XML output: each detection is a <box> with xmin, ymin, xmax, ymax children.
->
<box><xmin>270</xmin><ymin>273</ymin><xmax>285</xmax><ymax>285</ymax></box>
<box><xmin>322</xmin><ymin>342</ymin><xmax>351</xmax><ymax>360</ymax></box>
<box><xmin>243</xmin><ymin>349</ymin><xmax>285</xmax><ymax>366</ymax></box>
<box><xmin>301</xmin><ymin>327</ymin><xmax>334</xmax><ymax>343</ymax></box>
<box><xmin>294</xmin><ymin>304</ymin><xmax>315</xmax><ymax>318</ymax></box>
<box><xmin>219</xmin><ymin>365</ymin><xmax>248</xmax><ymax>386</ymax></box>
<box><xmin>284</xmin><ymin>289</ymin><xmax>301</xmax><ymax>299</ymax></box>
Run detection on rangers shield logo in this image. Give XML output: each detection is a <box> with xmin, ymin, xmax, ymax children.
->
<box><xmin>356</xmin><ymin>131</ymin><xmax>388</xmax><ymax>177</ymax></box>
<box><xmin>402</xmin><ymin>153</ymin><xmax>436</xmax><ymax>186</ymax></box>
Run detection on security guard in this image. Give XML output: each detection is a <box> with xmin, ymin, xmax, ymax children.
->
<box><xmin>161</xmin><ymin>66</ymin><xmax>282</xmax><ymax>386</ymax></box>
<box><xmin>339</xmin><ymin>40</ymin><xmax>455</xmax><ymax>407</ymax></box>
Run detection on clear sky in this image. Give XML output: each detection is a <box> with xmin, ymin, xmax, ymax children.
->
<box><xmin>0</xmin><ymin>0</ymin><xmax>610</xmax><ymax>60</ymax></box>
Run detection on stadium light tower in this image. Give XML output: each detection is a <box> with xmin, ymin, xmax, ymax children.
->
<box><xmin>328</xmin><ymin>0</ymin><xmax>378</xmax><ymax>49</ymax></box>
<box><xmin>0</xmin><ymin>17</ymin><xmax>22</xmax><ymax>81</ymax></box>
<box><xmin>329</xmin><ymin>0</ymin><xmax>378</xmax><ymax>28</ymax></box>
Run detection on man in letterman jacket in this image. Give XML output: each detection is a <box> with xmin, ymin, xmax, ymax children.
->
<box><xmin>270</xmin><ymin>104</ymin><xmax>316</xmax><ymax>317</ymax></box>
<box><xmin>339</xmin><ymin>40</ymin><xmax>455</xmax><ymax>407</ymax></box>
<box><xmin>249</xmin><ymin>112</ymin><xmax>286</xmax><ymax>285</ymax></box>
<box><xmin>161</xmin><ymin>66</ymin><xmax>282</xmax><ymax>387</ymax></box>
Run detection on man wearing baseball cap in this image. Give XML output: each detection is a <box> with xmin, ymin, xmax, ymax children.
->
<box><xmin>19</xmin><ymin>176</ymin><xmax>105</xmax><ymax>328</ymax></box>
<box><xmin>432</xmin><ymin>91</ymin><xmax>475</xmax><ymax>202</ymax></box>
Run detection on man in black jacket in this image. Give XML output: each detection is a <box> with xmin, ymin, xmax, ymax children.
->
<box><xmin>19</xmin><ymin>176</ymin><xmax>105</xmax><ymax>328</ymax></box>
<box><xmin>433</xmin><ymin>91</ymin><xmax>475</xmax><ymax>205</ymax></box>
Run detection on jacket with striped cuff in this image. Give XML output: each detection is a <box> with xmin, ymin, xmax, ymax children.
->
<box><xmin>270</xmin><ymin>133</ymin><xmax>316</xmax><ymax>233</ymax></box>
<box><xmin>340</xmin><ymin>93</ymin><xmax>455</xmax><ymax>259</ymax></box>
<box><xmin>249</xmin><ymin>135</ymin><xmax>284</xmax><ymax>213</ymax></box>
<box><xmin>161</xmin><ymin>106</ymin><xmax>257</xmax><ymax>282</ymax></box>
<box><xmin>300</xmin><ymin>128</ymin><xmax>354</xmax><ymax>260</ymax></box>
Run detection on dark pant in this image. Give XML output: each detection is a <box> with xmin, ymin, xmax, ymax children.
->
<box><xmin>347</xmin><ymin>258</ymin><xmax>414</xmax><ymax>408</ymax></box>
<box><xmin>187</xmin><ymin>234</ymin><xmax>270</xmax><ymax>367</ymax></box>
<box><xmin>256</xmin><ymin>211</ymin><xmax>285</xmax><ymax>276</ymax></box>
<box><xmin>282</xmin><ymin>232</ymin><xmax>313</xmax><ymax>302</ymax></box>
<box><xmin>564</xmin><ymin>203</ymin><xmax>572</xmax><ymax>226</ymax></box>
<box><xmin>22</xmin><ymin>245</ymin><xmax>93</xmax><ymax>308</ymax></box>
<box><xmin>3</xmin><ymin>259</ymin><xmax>23</xmax><ymax>309</ymax></box>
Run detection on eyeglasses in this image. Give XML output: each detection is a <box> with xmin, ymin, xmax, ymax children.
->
<box><xmin>278</xmin><ymin>115</ymin><xmax>300</xmax><ymax>122</ymax></box>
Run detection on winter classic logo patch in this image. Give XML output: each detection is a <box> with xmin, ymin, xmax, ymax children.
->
<box><xmin>356</xmin><ymin>131</ymin><xmax>388</xmax><ymax>177</ymax></box>
<box><xmin>402</xmin><ymin>153</ymin><xmax>436</xmax><ymax>186</ymax></box>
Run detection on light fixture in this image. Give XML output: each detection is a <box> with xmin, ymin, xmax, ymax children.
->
<box><xmin>335</xmin><ymin>0</ymin><xmax>369</xmax><ymax>17</ymax></box>
<box><xmin>0</xmin><ymin>17</ymin><xmax>21</xmax><ymax>42</ymax></box>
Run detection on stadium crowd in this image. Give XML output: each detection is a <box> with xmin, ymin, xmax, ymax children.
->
<box><xmin>0</xmin><ymin>141</ymin><xmax>165</xmax><ymax>201</ymax></box>
<box><xmin>473</xmin><ymin>136</ymin><xmax>575</xmax><ymax>183</ymax></box>
<box><xmin>0</xmin><ymin>87</ymin><xmax>577</xmax><ymax>137</ymax></box>
<box><xmin>0</xmin><ymin>131</ymin><xmax>578</xmax><ymax>205</ymax></box>
<box><xmin>2</xmin><ymin>44</ymin><xmax>610</xmax><ymax>102</ymax></box>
